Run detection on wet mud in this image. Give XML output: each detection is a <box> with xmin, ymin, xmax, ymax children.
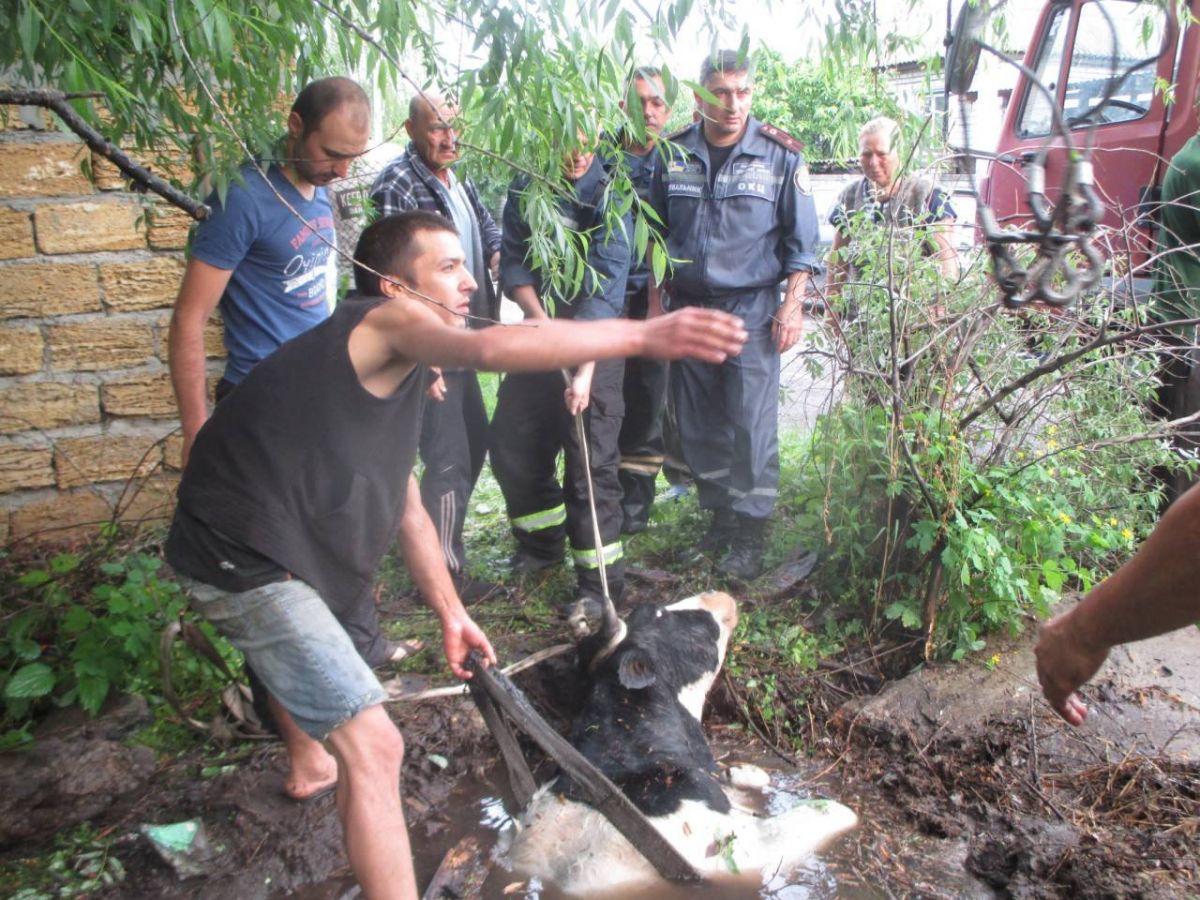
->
<box><xmin>2</xmin><ymin>590</ymin><xmax>1197</xmax><ymax>899</ymax></box>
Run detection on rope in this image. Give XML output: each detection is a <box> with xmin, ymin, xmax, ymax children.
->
<box><xmin>561</xmin><ymin>367</ymin><xmax>621</xmax><ymax>638</ymax></box>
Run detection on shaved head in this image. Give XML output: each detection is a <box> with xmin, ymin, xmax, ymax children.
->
<box><xmin>404</xmin><ymin>91</ymin><xmax>460</xmax><ymax>172</ymax></box>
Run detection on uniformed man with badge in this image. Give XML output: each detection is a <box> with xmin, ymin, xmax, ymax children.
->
<box><xmin>614</xmin><ymin>66</ymin><xmax>673</xmax><ymax>536</ymax></box>
<box><xmin>647</xmin><ymin>49</ymin><xmax>820</xmax><ymax>580</ymax></box>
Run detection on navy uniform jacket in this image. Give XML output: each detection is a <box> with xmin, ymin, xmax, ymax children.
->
<box><xmin>618</xmin><ymin>138</ymin><xmax>660</xmax><ymax>297</ymax></box>
<box><xmin>648</xmin><ymin>117</ymin><xmax>820</xmax><ymax>303</ymax></box>
<box><xmin>500</xmin><ymin>155</ymin><xmax>630</xmax><ymax>321</ymax></box>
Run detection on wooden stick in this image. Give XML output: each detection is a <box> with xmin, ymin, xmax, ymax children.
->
<box><xmin>465</xmin><ymin>653</ymin><xmax>701</xmax><ymax>884</ymax></box>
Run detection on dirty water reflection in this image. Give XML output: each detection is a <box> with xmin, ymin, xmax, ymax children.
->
<box><xmin>397</xmin><ymin>763</ymin><xmax>997</xmax><ymax>900</ymax></box>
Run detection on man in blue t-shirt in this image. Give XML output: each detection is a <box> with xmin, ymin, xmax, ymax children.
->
<box><xmin>169</xmin><ymin>76</ymin><xmax>372</xmax><ymax>467</ymax></box>
<box><xmin>168</xmin><ymin>79</ymin><xmax>374</xmax><ymax>797</ymax></box>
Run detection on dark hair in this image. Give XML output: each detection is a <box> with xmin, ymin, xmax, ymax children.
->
<box><xmin>633</xmin><ymin>65</ymin><xmax>663</xmax><ymax>83</ymax></box>
<box><xmin>291</xmin><ymin>77</ymin><xmax>370</xmax><ymax>137</ymax></box>
<box><xmin>699</xmin><ymin>49</ymin><xmax>753</xmax><ymax>85</ymax></box>
<box><xmin>353</xmin><ymin>211</ymin><xmax>459</xmax><ymax>295</ymax></box>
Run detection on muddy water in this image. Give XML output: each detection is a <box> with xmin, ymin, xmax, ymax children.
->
<box><xmin>401</xmin><ymin>761</ymin><xmax>998</xmax><ymax>900</ymax></box>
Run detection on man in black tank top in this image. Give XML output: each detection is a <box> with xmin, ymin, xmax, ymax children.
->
<box><xmin>165</xmin><ymin>210</ymin><xmax>748</xmax><ymax>899</ymax></box>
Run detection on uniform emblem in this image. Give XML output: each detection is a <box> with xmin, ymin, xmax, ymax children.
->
<box><xmin>794</xmin><ymin>164</ymin><xmax>812</xmax><ymax>196</ymax></box>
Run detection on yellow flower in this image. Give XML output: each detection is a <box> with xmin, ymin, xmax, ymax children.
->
<box><xmin>990</xmin><ymin>653</ymin><xmax>1002</xmax><ymax>667</ymax></box>
<box><xmin>1047</xmin><ymin>439</ymin><xmax>1059</xmax><ymax>450</ymax></box>
<box><xmin>1047</xmin><ymin>424</ymin><xmax>1058</xmax><ymax>435</ymax></box>
<box><xmin>1057</xmin><ymin>511</ymin><xmax>1072</xmax><ymax>524</ymax></box>
<box><xmin>1122</xmin><ymin>528</ymin><xmax>1134</xmax><ymax>540</ymax></box>
<box><xmin>1108</xmin><ymin>517</ymin><xmax>1118</xmax><ymax>526</ymax></box>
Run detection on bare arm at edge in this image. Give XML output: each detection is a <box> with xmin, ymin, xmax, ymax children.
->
<box><xmin>1035</xmin><ymin>483</ymin><xmax>1200</xmax><ymax>725</ymax></box>
<box><xmin>169</xmin><ymin>258</ymin><xmax>233</xmax><ymax>468</ymax></box>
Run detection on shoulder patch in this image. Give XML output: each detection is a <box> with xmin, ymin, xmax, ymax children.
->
<box><xmin>759</xmin><ymin>123</ymin><xmax>804</xmax><ymax>155</ymax></box>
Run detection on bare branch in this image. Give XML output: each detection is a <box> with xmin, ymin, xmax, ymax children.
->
<box><xmin>0</xmin><ymin>88</ymin><xmax>209</xmax><ymax>220</ymax></box>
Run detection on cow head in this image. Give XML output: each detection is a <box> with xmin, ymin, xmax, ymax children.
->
<box><xmin>581</xmin><ymin>592</ymin><xmax>737</xmax><ymax>719</ymax></box>
<box><xmin>561</xmin><ymin>592</ymin><xmax>739</xmax><ymax>817</ymax></box>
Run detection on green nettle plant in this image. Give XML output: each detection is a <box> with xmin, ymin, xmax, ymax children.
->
<box><xmin>795</xmin><ymin>207</ymin><xmax>1186</xmax><ymax>660</ymax></box>
<box><xmin>0</xmin><ymin>547</ymin><xmax>233</xmax><ymax>748</ymax></box>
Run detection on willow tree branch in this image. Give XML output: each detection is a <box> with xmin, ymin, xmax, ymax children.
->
<box><xmin>0</xmin><ymin>88</ymin><xmax>209</xmax><ymax>220</ymax></box>
<box><xmin>306</xmin><ymin>0</ymin><xmax>577</xmax><ymax>204</ymax></box>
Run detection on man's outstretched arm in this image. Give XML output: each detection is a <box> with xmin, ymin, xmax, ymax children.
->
<box><xmin>397</xmin><ymin>305</ymin><xmax>748</xmax><ymax>374</ymax></box>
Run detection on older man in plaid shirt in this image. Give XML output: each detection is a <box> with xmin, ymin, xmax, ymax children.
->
<box><xmin>369</xmin><ymin>91</ymin><xmax>502</xmax><ymax>601</ymax></box>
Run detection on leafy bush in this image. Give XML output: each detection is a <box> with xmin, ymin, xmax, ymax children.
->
<box><xmin>2</xmin><ymin>824</ymin><xmax>124</xmax><ymax>898</ymax></box>
<box><xmin>793</xmin><ymin>213</ymin><xmax>1183</xmax><ymax>660</ymax></box>
<box><xmin>0</xmin><ymin>545</ymin><xmax>232</xmax><ymax>746</ymax></box>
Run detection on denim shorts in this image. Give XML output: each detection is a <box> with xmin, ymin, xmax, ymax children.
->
<box><xmin>179</xmin><ymin>576</ymin><xmax>389</xmax><ymax>740</ymax></box>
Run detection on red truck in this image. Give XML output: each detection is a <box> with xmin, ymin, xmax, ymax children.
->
<box><xmin>973</xmin><ymin>0</ymin><xmax>1199</xmax><ymax>285</ymax></box>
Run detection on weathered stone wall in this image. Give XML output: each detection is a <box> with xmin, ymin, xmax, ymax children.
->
<box><xmin>0</xmin><ymin>108</ymin><xmax>217</xmax><ymax>547</ymax></box>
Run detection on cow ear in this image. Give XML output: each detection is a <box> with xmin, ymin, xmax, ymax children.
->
<box><xmin>618</xmin><ymin>649</ymin><xmax>657</xmax><ymax>690</ymax></box>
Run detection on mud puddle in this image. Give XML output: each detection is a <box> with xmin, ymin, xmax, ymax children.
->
<box><xmin>3</xmin><ymin>599</ymin><xmax>1196</xmax><ymax>899</ymax></box>
<box><xmin>396</xmin><ymin>733</ymin><xmax>997</xmax><ymax>900</ymax></box>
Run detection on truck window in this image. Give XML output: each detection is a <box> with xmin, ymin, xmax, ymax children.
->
<box><xmin>1062</xmin><ymin>1</ymin><xmax>1164</xmax><ymax>128</ymax></box>
<box><xmin>1016</xmin><ymin>0</ymin><xmax>1166</xmax><ymax>138</ymax></box>
<box><xmin>1016</xmin><ymin>4</ymin><xmax>1070</xmax><ymax>138</ymax></box>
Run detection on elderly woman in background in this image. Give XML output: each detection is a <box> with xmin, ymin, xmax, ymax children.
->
<box><xmin>826</xmin><ymin>116</ymin><xmax>959</xmax><ymax>304</ymax></box>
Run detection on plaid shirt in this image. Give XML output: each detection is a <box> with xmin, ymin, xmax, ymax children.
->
<box><xmin>368</xmin><ymin>144</ymin><xmax>501</xmax><ymax>256</ymax></box>
<box><xmin>369</xmin><ymin>145</ymin><xmax>501</xmax><ymax>325</ymax></box>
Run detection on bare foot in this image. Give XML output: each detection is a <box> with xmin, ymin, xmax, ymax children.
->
<box><xmin>285</xmin><ymin>747</ymin><xmax>338</xmax><ymax>801</ymax></box>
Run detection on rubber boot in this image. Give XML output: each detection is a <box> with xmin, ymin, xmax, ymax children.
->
<box><xmin>717</xmin><ymin>515</ymin><xmax>768</xmax><ymax>581</ymax></box>
<box><xmin>697</xmin><ymin>507</ymin><xmax>738</xmax><ymax>554</ymax></box>
<box><xmin>619</xmin><ymin>470</ymin><xmax>655</xmax><ymax>535</ymax></box>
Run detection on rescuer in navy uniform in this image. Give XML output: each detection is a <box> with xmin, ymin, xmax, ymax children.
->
<box><xmin>490</xmin><ymin>136</ymin><xmax>632</xmax><ymax>606</ymax></box>
<box><xmin>647</xmin><ymin>49</ymin><xmax>821</xmax><ymax>580</ymax></box>
<box><xmin>614</xmin><ymin>66</ymin><xmax>673</xmax><ymax>535</ymax></box>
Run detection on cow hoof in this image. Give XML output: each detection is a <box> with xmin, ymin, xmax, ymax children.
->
<box><xmin>561</xmin><ymin>596</ymin><xmax>604</xmax><ymax>639</ymax></box>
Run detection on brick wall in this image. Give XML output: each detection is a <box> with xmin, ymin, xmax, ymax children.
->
<box><xmin>0</xmin><ymin>108</ymin><xmax>215</xmax><ymax>547</ymax></box>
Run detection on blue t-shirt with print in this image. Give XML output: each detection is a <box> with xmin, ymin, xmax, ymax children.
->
<box><xmin>190</xmin><ymin>161</ymin><xmax>336</xmax><ymax>385</ymax></box>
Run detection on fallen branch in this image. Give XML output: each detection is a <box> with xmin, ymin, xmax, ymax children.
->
<box><xmin>0</xmin><ymin>88</ymin><xmax>209</xmax><ymax>220</ymax></box>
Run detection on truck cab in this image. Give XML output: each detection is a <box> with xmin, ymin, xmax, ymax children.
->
<box><xmin>980</xmin><ymin>0</ymin><xmax>1199</xmax><ymax>276</ymax></box>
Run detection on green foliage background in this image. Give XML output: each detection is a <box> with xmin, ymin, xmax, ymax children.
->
<box><xmin>750</xmin><ymin>47</ymin><xmax>911</xmax><ymax>164</ymax></box>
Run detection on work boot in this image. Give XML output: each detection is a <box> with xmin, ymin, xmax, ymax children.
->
<box><xmin>697</xmin><ymin>508</ymin><xmax>738</xmax><ymax>554</ymax></box>
<box><xmin>452</xmin><ymin>571</ymin><xmax>507</xmax><ymax>603</ymax></box>
<box><xmin>509</xmin><ymin>550</ymin><xmax>564</xmax><ymax>575</ymax></box>
<box><xmin>717</xmin><ymin>516</ymin><xmax>768</xmax><ymax>581</ymax></box>
<box><xmin>621</xmin><ymin>509</ymin><xmax>649</xmax><ymax>535</ymax></box>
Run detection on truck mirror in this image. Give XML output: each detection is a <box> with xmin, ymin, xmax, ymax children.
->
<box><xmin>945</xmin><ymin>0</ymin><xmax>989</xmax><ymax>95</ymax></box>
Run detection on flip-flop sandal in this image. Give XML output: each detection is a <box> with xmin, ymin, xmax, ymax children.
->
<box><xmin>386</xmin><ymin>638</ymin><xmax>426</xmax><ymax>664</ymax></box>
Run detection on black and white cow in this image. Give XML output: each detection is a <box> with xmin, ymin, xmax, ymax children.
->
<box><xmin>505</xmin><ymin>591</ymin><xmax>857</xmax><ymax>896</ymax></box>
